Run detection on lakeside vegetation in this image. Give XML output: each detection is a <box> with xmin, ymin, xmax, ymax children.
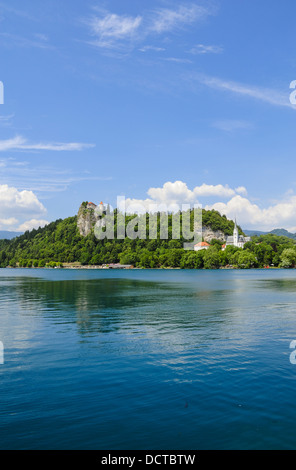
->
<box><xmin>1</xmin><ymin>209</ymin><xmax>296</xmax><ymax>269</ymax></box>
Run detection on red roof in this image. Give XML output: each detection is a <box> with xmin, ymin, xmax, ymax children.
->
<box><xmin>195</xmin><ymin>242</ymin><xmax>210</xmax><ymax>247</ymax></box>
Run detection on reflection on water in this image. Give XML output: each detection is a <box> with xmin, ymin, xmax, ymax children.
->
<box><xmin>1</xmin><ymin>276</ymin><xmax>241</xmax><ymax>338</ymax></box>
<box><xmin>1</xmin><ymin>269</ymin><xmax>296</xmax><ymax>449</ymax></box>
<box><xmin>257</xmin><ymin>278</ymin><xmax>296</xmax><ymax>291</ymax></box>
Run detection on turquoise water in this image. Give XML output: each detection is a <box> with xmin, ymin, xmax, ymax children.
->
<box><xmin>1</xmin><ymin>268</ymin><xmax>296</xmax><ymax>450</ymax></box>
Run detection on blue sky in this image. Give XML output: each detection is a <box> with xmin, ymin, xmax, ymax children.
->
<box><xmin>1</xmin><ymin>0</ymin><xmax>296</xmax><ymax>231</ymax></box>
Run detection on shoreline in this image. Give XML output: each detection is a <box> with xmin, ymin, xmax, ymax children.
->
<box><xmin>4</xmin><ymin>265</ymin><xmax>282</xmax><ymax>270</ymax></box>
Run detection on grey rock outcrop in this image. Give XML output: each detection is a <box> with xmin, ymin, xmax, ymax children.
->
<box><xmin>77</xmin><ymin>203</ymin><xmax>104</xmax><ymax>237</ymax></box>
<box><xmin>202</xmin><ymin>226</ymin><xmax>226</xmax><ymax>243</ymax></box>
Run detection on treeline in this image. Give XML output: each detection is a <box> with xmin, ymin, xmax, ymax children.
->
<box><xmin>0</xmin><ymin>209</ymin><xmax>296</xmax><ymax>269</ymax></box>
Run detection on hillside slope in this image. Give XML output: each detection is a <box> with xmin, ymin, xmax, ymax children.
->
<box><xmin>0</xmin><ymin>208</ymin><xmax>240</xmax><ymax>268</ymax></box>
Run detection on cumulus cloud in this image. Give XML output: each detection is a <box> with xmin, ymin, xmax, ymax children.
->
<box><xmin>148</xmin><ymin>181</ymin><xmax>196</xmax><ymax>204</ymax></box>
<box><xmin>0</xmin><ymin>184</ymin><xmax>47</xmax><ymax>231</ymax></box>
<box><xmin>0</xmin><ymin>217</ymin><xmax>18</xmax><ymax>229</ymax></box>
<box><xmin>121</xmin><ymin>181</ymin><xmax>296</xmax><ymax>230</ymax></box>
<box><xmin>147</xmin><ymin>181</ymin><xmax>241</xmax><ymax>202</ymax></box>
<box><xmin>121</xmin><ymin>181</ymin><xmax>245</xmax><ymax>213</ymax></box>
<box><xmin>17</xmin><ymin>219</ymin><xmax>49</xmax><ymax>232</ymax></box>
<box><xmin>0</xmin><ymin>184</ymin><xmax>46</xmax><ymax>216</ymax></box>
<box><xmin>235</xmin><ymin>186</ymin><xmax>248</xmax><ymax>196</ymax></box>
<box><xmin>207</xmin><ymin>194</ymin><xmax>296</xmax><ymax>230</ymax></box>
<box><xmin>193</xmin><ymin>183</ymin><xmax>236</xmax><ymax>198</ymax></box>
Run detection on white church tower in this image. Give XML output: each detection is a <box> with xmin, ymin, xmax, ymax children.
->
<box><xmin>233</xmin><ymin>218</ymin><xmax>239</xmax><ymax>247</ymax></box>
<box><xmin>224</xmin><ymin>217</ymin><xmax>251</xmax><ymax>250</ymax></box>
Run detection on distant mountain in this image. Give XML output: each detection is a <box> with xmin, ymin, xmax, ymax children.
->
<box><xmin>0</xmin><ymin>231</ymin><xmax>23</xmax><ymax>240</ymax></box>
<box><xmin>243</xmin><ymin>229</ymin><xmax>267</xmax><ymax>237</ymax></box>
<box><xmin>270</xmin><ymin>229</ymin><xmax>296</xmax><ymax>240</ymax></box>
<box><xmin>244</xmin><ymin>228</ymin><xmax>296</xmax><ymax>240</ymax></box>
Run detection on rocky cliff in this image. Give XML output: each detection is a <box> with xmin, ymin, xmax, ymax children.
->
<box><xmin>202</xmin><ymin>226</ymin><xmax>226</xmax><ymax>243</ymax></box>
<box><xmin>77</xmin><ymin>203</ymin><xmax>105</xmax><ymax>237</ymax></box>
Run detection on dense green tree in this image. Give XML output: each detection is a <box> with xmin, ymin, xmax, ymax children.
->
<box><xmin>280</xmin><ymin>248</ymin><xmax>296</xmax><ymax>268</ymax></box>
<box><xmin>203</xmin><ymin>247</ymin><xmax>220</xmax><ymax>269</ymax></box>
<box><xmin>237</xmin><ymin>251</ymin><xmax>257</xmax><ymax>269</ymax></box>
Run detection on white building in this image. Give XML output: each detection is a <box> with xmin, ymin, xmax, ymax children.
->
<box><xmin>194</xmin><ymin>241</ymin><xmax>210</xmax><ymax>251</ymax></box>
<box><xmin>224</xmin><ymin>219</ymin><xmax>250</xmax><ymax>249</ymax></box>
<box><xmin>87</xmin><ymin>201</ymin><xmax>107</xmax><ymax>215</ymax></box>
<box><xmin>87</xmin><ymin>202</ymin><xmax>97</xmax><ymax>210</ymax></box>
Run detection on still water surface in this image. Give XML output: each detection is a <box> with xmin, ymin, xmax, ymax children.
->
<box><xmin>1</xmin><ymin>268</ymin><xmax>296</xmax><ymax>449</ymax></box>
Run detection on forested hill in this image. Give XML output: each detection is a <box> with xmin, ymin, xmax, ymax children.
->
<box><xmin>2</xmin><ymin>208</ymin><xmax>296</xmax><ymax>269</ymax></box>
<box><xmin>0</xmin><ymin>209</ymin><xmax>242</xmax><ymax>268</ymax></box>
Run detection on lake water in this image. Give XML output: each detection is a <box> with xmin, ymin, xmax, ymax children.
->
<box><xmin>1</xmin><ymin>268</ymin><xmax>296</xmax><ymax>450</ymax></box>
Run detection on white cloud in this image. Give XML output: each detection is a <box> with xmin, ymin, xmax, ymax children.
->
<box><xmin>150</xmin><ymin>4</ymin><xmax>210</xmax><ymax>33</ymax></box>
<box><xmin>0</xmin><ymin>184</ymin><xmax>46</xmax><ymax>218</ymax></box>
<box><xmin>139</xmin><ymin>45</ymin><xmax>165</xmax><ymax>52</ymax></box>
<box><xmin>207</xmin><ymin>194</ymin><xmax>296</xmax><ymax>230</ymax></box>
<box><xmin>0</xmin><ymin>217</ymin><xmax>18</xmax><ymax>229</ymax></box>
<box><xmin>147</xmin><ymin>181</ymin><xmax>241</xmax><ymax>202</ymax></box>
<box><xmin>196</xmin><ymin>74</ymin><xmax>293</xmax><ymax>109</ymax></box>
<box><xmin>235</xmin><ymin>186</ymin><xmax>248</xmax><ymax>196</ymax></box>
<box><xmin>121</xmin><ymin>181</ymin><xmax>296</xmax><ymax>230</ymax></box>
<box><xmin>0</xmin><ymin>184</ymin><xmax>48</xmax><ymax>231</ymax></box>
<box><xmin>148</xmin><ymin>181</ymin><xmax>196</xmax><ymax>204</ymax></box>
<box><xmin>121</xmin><ymin>181</ymin><xmax>244</xmax><ymax>213</ymax></box>
<box><xmin>86</xmin><ymin>4</ymin><xmax>214</xmax><ymax>50</ymax></box>
<box><xmin>194</xmin><ymin>184</ymin><xmax>236</xmax><ymax>198</ymax></box>
<box><xmin>87</xmin><ymin>12</ymin><xmax>142</xmax><ymax>48</ymax></box>
<box><xmin>164</xmin><ymin>57</ymin><xmax>193</xmax><ymax>64</ymax></box>
<box><xmin>0</xmin><ymin>135</ymin><xmax>95</xmax><ymax>152</ymax></box>
<box><xmin>91</xmin><ymin>13</ymin><xmax>142</xmax><ymax>38</ymax></box>
<box><xmin>17</xmin><ymin>219</ymin><xmax>49</xmax><ymax>232</ymax></box>
<box><xmin>189</xmin><ymin>44</ymin><xmax>223</xmax><ymax>54</ymax></box>
<box><xmin>212</xmin><ymin>120</ymin><xmax>252</xmax><ymax>132</ymax></box>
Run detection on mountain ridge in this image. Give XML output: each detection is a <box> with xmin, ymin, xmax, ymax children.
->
<box><xmin>0</xmin><ymin>231</ymin><xmax>23</xmax><ymax>240</ymax></box>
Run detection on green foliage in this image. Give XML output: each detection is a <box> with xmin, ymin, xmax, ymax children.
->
<box><xmin>1</xmin><ymin>208</ymin><xmax>296</xmax><ymax>270</ymax></box>
<box><xmin>236</xmin><ymin>250</ymin><xmax>257</xmax><ymax>269</ymax></box>
<box><xmin>280</xmin><ymin>248</ymin><xmax>296</xmax><ymax>268</ymax></box>
<box><xmin>203</xmin><ymin>247</ymin><xmax>220</xmax><ymax>269</ymax></box>
<box><xmin>201</xmin><ymin>209</ymin><xmax>244</xmax><ymax>235</ymax></box>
